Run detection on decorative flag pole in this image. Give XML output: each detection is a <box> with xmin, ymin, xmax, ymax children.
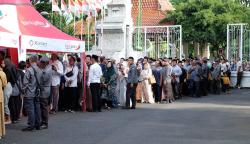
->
<box><xmin>100</xmin><ymin>0</ymin><xmax>104</xmax><ymax>56</ymax></box>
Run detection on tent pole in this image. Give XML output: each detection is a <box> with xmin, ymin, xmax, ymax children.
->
<box><xmin>94</xmin><ymin>13</ymin><xmax>97</xmax><ymax>47</ymax></box>
<box><xmin>88</xmin><ymin>18</ymin><xmax>90</xmax><ymax>52</ymax></box>
<box><xmin>80</xmin><ymin>18</ymin><xmax>83</xmax><ymax>40</ymax></box>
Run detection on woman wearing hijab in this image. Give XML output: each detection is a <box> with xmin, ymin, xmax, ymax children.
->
<box><xmin>161</xmin><ymin>60</ymin><xmax>174</xmax><ymax>103</ymax></box>
<box><xmin>140</xmin><ymin>62</ymin><xmax>155</xmax><ymax>104</ymax></box>
<box><xmin>101</xmin><ymin>61</ymin><xmax>117</xmax><ymax>109</ymax></box>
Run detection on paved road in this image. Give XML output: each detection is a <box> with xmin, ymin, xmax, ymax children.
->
<box><xmin>1</xmin><ymin>89</ymin><xmax>250</xmax><ymax>144</ymax></box>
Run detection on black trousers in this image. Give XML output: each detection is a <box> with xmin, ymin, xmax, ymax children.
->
<box><xmin>65</xmin><ymin>87</ymin><xmax>78</xmax><ymax>111</ymax></box>
<box><xmin>9</xmin><ymin>96</ymin><xmax>22</xmax><ymax>122</ymax></box>
<box><xmin>236</xmin><ymin>71</ymin><xmax>243</xmax><ymax>87</ymax></box>
<box><xmin>194</xmin><ymin>81</ymin><xmax>201</xmax><ymax>97</ymax></box>
<box><xmin>212</xmin><ymin>79</ymin><xmax>221</xmax><ymax>94</ymax></box>
<box><xmin>201</xmin><ymin>78</ymin><xmax>208</xmax><ymax>96</ymax></box>
<box><xmin>40</xmin><ymin>98</ymin><xmax>49</xmax><ymax>126</ymax></box>
<box><xmin>90</xmin><ymin>83</ymin><xmax>101</xmax><ymax>112</ymax></box>
<box><xmin>172</xmin><ymin>81</ymin><xmax>181</xmax><ymax>99</ymax></box>
<box><xmin>153</xmin><ymin>84</ymin><xmax>162</xmax><ymax>102</ymax></box>
<box><xmin>126</xmin><ymin>83</ymin><xmax>137</xmax><ymax>108</ymax></box>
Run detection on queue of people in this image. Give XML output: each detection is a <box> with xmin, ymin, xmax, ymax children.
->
<box><xmin>0</xmin><ymin>51</ymin><xmax>245</xmax><ymax>138</ymax></box>
<box><xmin>0</xmin><ymin>52</ymin><xmax>83</xmax><ymax>136</ymax></box>
<box><xmin>85</xmin><ymin>55</ymin><xmax>243</xmax><ymax>112</ymax></box>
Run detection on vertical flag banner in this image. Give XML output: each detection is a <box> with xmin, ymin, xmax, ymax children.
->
<box><xmin>82</xmin><ymin>0</ymin><xmax>90</xmax><ymax>15</ymax></box>
<box><xmin>52</xmin><ymin>0</ymin><xmax>61</xmax><ymax>12</ymax></box>
<box><xmin>61</xmin><ymin>0</ymin><xmax>67</xmax><ymax>12</ymax></box>
<box><xmin>69</xmin><ymin>0</ymin><xmax>75</xmax><ymax>13</ymax></box>
<box><xmin>75</xmin><ymin>0</ymin><xmax>83</xmax><ymax>18</ymax></box>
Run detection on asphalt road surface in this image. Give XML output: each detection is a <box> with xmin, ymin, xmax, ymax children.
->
<box><xmin>1</xmin><ymin>89</ymin><xmax>250</xmax><ymax>144</ymax></box>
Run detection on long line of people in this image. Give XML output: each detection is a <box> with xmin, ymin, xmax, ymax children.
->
<box><xmin>0</xmin><ymin>52</ymin><xmax>244</xmax><ymax>138</ymax></box>
<box><xmin>0</xmin><ymin>53</ymin><xmax>83</xmax><ymax>135</ymax></box>
<box><xmin>85</xmin><ymin>55</ymin><xmax>242</xmax><ymax>111</ymax></box>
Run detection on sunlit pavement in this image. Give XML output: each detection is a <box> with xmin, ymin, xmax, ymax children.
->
<box><xmin>2</xmin><ymin>89</ymin><xmax>250</xmax><ymax>144</ymax></box>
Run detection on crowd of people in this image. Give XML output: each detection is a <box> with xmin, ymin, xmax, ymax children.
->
<box><xmin>85</xmin><ymin>55</ymin><xmax>244</xmax><ymax>112</ymax></box>
<box><xmin>0</xmin><ymin>52</ymin><xmax>83</xmax><ymax>136</ymax></box>
<box><xmin>0</xmin><ymin>51</ymin><xmax>245</xmax><ymax>138</ymax></box>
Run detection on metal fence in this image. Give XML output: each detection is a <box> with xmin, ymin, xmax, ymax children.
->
<box><xmin>132</xmin><ymin>25</ymin><xmax>182</xmax><ymax>59</ymax></box>
<box><xmin>227</xmin><ymin>23</ymin><xmax>250</xmax><ymax>61</ymax></box>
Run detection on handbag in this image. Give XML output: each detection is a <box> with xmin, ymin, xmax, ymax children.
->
<box><xmin>31</xmin><ymin>67</ymin><xmax>42</xmax><ymax>100</ymax></box>
<box><xmin>66</xmin><ymin>66</ymin><xmax>75</xmax><ymax>77</ymax></box>
<box><xmin>222</xmin><ymin>76</ymin><xmax>230</xmax><ymax>85</ymax></box>
<box><xmin>148</xmin><ymin>75</ymin><xmax>156</xmax><ymax>84</ymax></box>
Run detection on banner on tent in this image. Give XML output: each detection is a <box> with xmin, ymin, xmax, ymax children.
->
<box><xmin>22</xmin><ymin>35</ymin><xmax>85</xmax><ymax>53</ymax></box>
<box><xmin>0</xmin><ymin>32</ymin><xmax>19</xmax><ymax>48</ymax></box>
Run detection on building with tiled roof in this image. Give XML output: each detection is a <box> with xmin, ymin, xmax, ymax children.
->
<box><xmin>132</xmin><ymin>0</ymin><xmax>174</xmax><ymax>26</ymax></box>
<box><xmin>75</xmin><ymin>0</ymin><xmax>174</xmax><ymax>35</ymax></box>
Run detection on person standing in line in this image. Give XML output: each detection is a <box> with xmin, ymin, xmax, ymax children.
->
<box><xmin>140</xmin><ymin>58</ymin><xmax>154</xmax><ymax>104</ymax></box>
<box><xmin>125</xmin><ymin>57</ymin><xmax>138</xmax><ymax>109</ymax></box>
<box><xmin>22</xmin><ymin>55</ymin><xmax>42</xmax><ymax>131</ymax></box>
<box><xmin>194</xmin><ymin>60</ymin><xmax>202</xmax><ymax>98</ymax></box>
<box><xmin>39</xmin><ymin>56</ymin><xmax>52</xmax><ymax>129</ymax></box>
<box><xmin>88</xmin><ymin>55</ymin><xmax>103</xmax><ymax>112</ymax></box>
<box><xmin>236</xmin><ymin>58</ymin><xmax>243</xmax><ymax>89</ymax></box>
<box><xmin>136</xmin><ymin>60</ymin><xmax>143</xmax><ymax>103</ymax></box>
<box><xmin>152</xmin><ymin>60</ymin><xmax>162</xmax><ymax>103</ymax></box>
<box><xmin>64</xmin><ymin>56</ymin><xmax>79</xmax><ymax>113</ymax></box>
<box><xmin>211</xmin><ymin>60</ymin><xmax>221</xmax><ymax>94</ymax></box>
<box><xmin>85</xmin><ymin>55</ymin><xmax>92</xmax><ymax>112</ymax></box>
<box><xmin>178</xmin><ymin>61</ymin><xmax>187</xmax><ymax>97</ymax></box>
<box><xmin>3</xmin><ymin>58</ymin><xmax>17</xmax><ymax>124</ymax></box>
<box><xmin>171</xmin><ymin>59</ymin><xmax>182</xmax><ymax>99</ymax></box>
<box><xmin>0</xmin><ymin>61</ymin><xmax>7</xmax><ymax>139</ymax></box>
<box><xmin>116</xmin><ymin>63</ymin><xmax>127</xmax><ymax>107</ymax></box>
<box><xmin>187</xmin><ymin>60</ymin><xmax>196</xmax><ymax>97</ymax></box>
<box><xmin>8</xmin><ymin>61</ymin><xmax>25</xmax><ymax>124</ymax></box>
<box><xmin>161</xmin><ymin>60</ymin><xmax>174</xmax><ymax>103</ymax></box>
<box><xmin>201</xmin><ymin>59</ymin><xmax>209</xmax><ymax>96</ymax></box>
<box><xmin>50</xmin><ymin>53</ymin><xmax>64</xmax><ymax>114</ymax></box>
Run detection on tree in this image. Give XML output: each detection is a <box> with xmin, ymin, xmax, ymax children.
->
<box><xmin>34</xmin><ymin>2</ymin><xmax>75</xmax><ymax>36</ymax></box>
<box><xmin>162</xmin><ymin>0</ymin><xmax>250</xmax><ymax>57</ymax></box>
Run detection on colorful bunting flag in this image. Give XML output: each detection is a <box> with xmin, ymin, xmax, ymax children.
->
<box><xmin>52</xmin><ymin>0</ymin><xmax>61</xmax><ymax>12</ymax></box>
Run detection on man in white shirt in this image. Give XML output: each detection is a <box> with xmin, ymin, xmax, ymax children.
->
<box><xmin>88</xmin><ymin>55</ymin><xmax>103</xmax><ymax>112</ymax></box>
<box><xmin>50</xmin><ymin>53</ymin><xmax>64</xmax><ymax>114</ymax></box>
<box><xmin>236</xmin><ymin>58</ymin><xmax>243</xmax><ymax>89</ymax></box>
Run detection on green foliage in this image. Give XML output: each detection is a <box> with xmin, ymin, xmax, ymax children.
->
<box><xmin>163</xmin><ymin>0</ymin><xmax>250</xmax><ymax>54</ymax></box>
<box><xmin>34</xmin><ymin>2</ymin><xmax>75</xmax><ymax>36</ymax></box>
<box><xmin>34</xmin><ymin>3</ymin><xmax>51</xmax><ymax>13</ymax></box>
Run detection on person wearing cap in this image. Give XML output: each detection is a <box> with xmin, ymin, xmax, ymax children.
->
<box><xmin>39</xmin><ymin>56</ymin><xmax>52</xmax><ymax>129</ymax></box>
<box><xmin>22</xmin><ymin>55</ymin><xmax>42</xmax><ymax>131</ymax></box>
<box><xmin>50</xmin><ymin>53</ymin><xmax>64</xmax><ymax>114</ymax></box>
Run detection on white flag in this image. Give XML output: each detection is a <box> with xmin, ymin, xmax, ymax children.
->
<box><xmin>52</xmin><ymin>0</ymin><xmax>61</xmax><ymax>12</ymax></box>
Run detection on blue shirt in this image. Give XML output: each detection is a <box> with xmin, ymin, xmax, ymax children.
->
<box><xmin>127</xmin><ymin>64</ymin><xmax>138</xmax><ymax>84</ymax></box>
<box><xmin>152</xmin><ymin>67</ymin><xmax>162</xmax><ymax>85</ymax></box>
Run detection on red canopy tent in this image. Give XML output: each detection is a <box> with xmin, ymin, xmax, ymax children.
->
<box><xmin>0</xmin><ymin>0</ymin><xmax>87</xmax><ymax>111</ymax></box>
<box><xmin>0</xmin><ymin>26</ymin><xmax>19</xmax><ymax>48</ymax></box>
<box><xmin>0</xmin><ymin>0</ymin><xmax>85</xmax><ymax>61</ymax></box>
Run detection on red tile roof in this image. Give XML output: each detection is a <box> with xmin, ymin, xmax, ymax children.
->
<box><xmin>74</xmin><ymin>0</ymin><xmax>174</xmax><ymax>35</ymax></box>
<box><xmin>132</xmin><ymin>0</ymin><xmax>174</xmax><ymax>26</ymax></box>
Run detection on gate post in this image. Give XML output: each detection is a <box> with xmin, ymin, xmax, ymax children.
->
<box><xmin>226</xmin><ymin>24</ymin><xmax>230</xmax><ymax>60</ymax></box>
<box><xmin>167</xmin><ymin>26</ymin><xmax>170</xmax><ymax>58</ymax></box>
<box><xmin>180</xmin><ymin>25</ymin><xmax>183</xmax><ymax>59</ymax></box>
<box><xmin>240</xmin><ymin>24</ymin><xmax>243</xmax><ymax>61</ymax></box>
<box><xmin>144</xmin><ymin>27</ymin><xmax>147</xmax><ymax>56</ymax></box>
